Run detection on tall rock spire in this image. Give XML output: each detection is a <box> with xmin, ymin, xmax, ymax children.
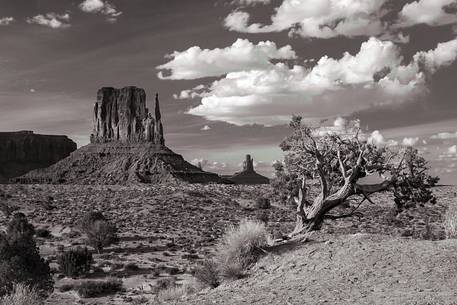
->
<box><xmin>154</xmin><ymin>93</ymin><xmax>165</xmax><ymax>146</ymax></box>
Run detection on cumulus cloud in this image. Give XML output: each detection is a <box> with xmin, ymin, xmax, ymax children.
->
<box><xmin>413</xmin><ymin>38</ymin><xmax>457</xmax><ymax>74</ymax></box>
<box><xmin>157</xmin><ymin>39</ymin><xmax>296</xmax><ymax>80</ymax></box>
<box><xmin>232</xmin><ymin>0</ymin><xmax>272</xmax><ymax>5</ymax></box>
<box><xmin>402</xmin><ymin>137</ymin><xmax>419</xmax><ymax>146</ymax></box>
<box><xmin>224</xmin><ymin>0</ymin><xmax>389</xmax><ymax>39</ymax></box>
<box><xmin>26</xmin><ymin>13</ymin><xmax>70</xmax><ymax>29</ymax></box>
<box><xmin>449</xmin><ymin>145</ymin><xmax>457</xmax><ymax>155</ymax></box>
<box><xmin>191</xmin><ymin>158</ymin><xmax>229</xmax><ymax>171</ymax></box>
<box><xmin>367</xmin><ymin>130</ymin><xmax>398</xmax><ymax>146</ymax></box>
<box><xmin>397</xmin><ymin>0</ymin><xmax>457</xmax><ymax>27</ymax></box>
<box><xmin>79</xmin><ymin>0</ymin><xmax>122</xmax><ymax>22</ymax></box>
<box><xmin>201</xmin><ymin>125</ymin><xmax>211</xmax><ymax>131</ymax></box>
<box><xmin>185</xmin><ymin>37</ymin><xmax>456</xmax><ymax>125</ymax></box>
<box><xmin>431</xmin><ymin>131</ymin><xmax>457</xmax><ymax>139</ymax></box>
<box><xmin>0</xmin><ymin>17</ymin><xmax>14</xmax><ymax>26</ymax></box>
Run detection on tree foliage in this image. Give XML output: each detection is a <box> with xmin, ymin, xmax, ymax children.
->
<box><xmin>273</xmin><ymin>116</ymin><xmax>439</xmax><ymax>235</ymax></box>
<box><xmin>0</xmin><ymin>213</ymin><xmax>53</xmax><ymax>296</ymax></box>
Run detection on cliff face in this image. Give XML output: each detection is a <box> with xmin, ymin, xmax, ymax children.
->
<box><xmin>91</xmin><ymin>87</ymin><xmax>164</xmax><ymax>145</ymax></box>
<box><xmin>0</xmin><ymin>131</ymin><xmax>77</xmax><ymax>181</ymax></box>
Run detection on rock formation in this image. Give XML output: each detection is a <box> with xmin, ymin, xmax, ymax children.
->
<box><xmin>91</xmin><ymin>87</ymin><xmax>164</xmax><ymax>145</ymax></box>
<box><xmin>18</xmin><ymin>87</ymin><xmax>223</xmax><ymax>185</ymax></box>
<box><xmin>0</xmin><ymin>131</ymin><xmax>76</xmax><ymax>182</ymax></box>
<box><xmin>225</xmin><ymin>155</ymin><xmax>270</xmax><ymax>185</ymax></box>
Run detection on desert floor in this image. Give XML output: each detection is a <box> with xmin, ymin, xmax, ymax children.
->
<box><xmin>0</xmin><ymin>184</ymin><xmax>456</xmax><ymax>305</ymax></box>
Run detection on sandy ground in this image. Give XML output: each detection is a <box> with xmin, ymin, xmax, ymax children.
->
<box><xmin>176</xmin><ymin>233</ymin><xmax>457</xmax><ymax>305</ymax></box>
<box><xmin>0</xmin><ymin>184</ymin><xmax>455</xmax><ymax>304</ymax></box>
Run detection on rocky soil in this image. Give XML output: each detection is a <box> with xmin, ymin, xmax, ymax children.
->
<box><xmin>0</xmin><ymin>184</ymin><xmax>455</xmax><ymax>304</ymax></box>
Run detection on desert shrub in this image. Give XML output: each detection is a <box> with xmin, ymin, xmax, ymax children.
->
<box><xmin>444</xmin><ymin>204</ymin><xmax>457</xmax><ymax>239</ymax></box>
<box><xmin>255</xmin><ymin>210</ymin><xmax>269</xmax><ymax>224</ymax></box>
<box><xmin>155</xmin><ymin>277</ymin><xmax>176</xmax><ymax>292</ymax></box>
<box><xmin>0</xmin><ymin>213</ymin><xmax>53</xmax><ymax>296</ymax></box>
<box><xmin>57</xmin><ymin>247</ymin><xmax>93</xmax><ymax>277</ymax></box>
<box><xmin>75</xmin><ymin>279</ymin><xmax>123</xmax><ymax>298</ymax></box>
<box><xmin>0</xmin><ymin>202</ymin><xmax>18</xmax><ymax>218</ymax></box>
<box><xmin>35</xmin><ymin>228</ymin><xmax>51</xmax><ymax>239</ymax></box>
<box><xmin>124</xmin><ymin>262</ymin><xmax>140</xmax><ymax>271</ymax></box>
<box><xmin>192</xmin><ymin>260</ymin><xmax>220</xmax><ymax>288</ymax></box>
<box><xmin>0</xmin><ymin>284</ymin><xmax>44</xmax><ymax>305</ymax></box>
<box><xmin>255</xmin><ymin>198</ymin><xmax>271</xmax><ymax>209</ymax></box>
<box><xmin>80</xmin><ymin>211</ymin><xmax>118</xmax><ymax>253</ymax></box>
<box><xmin>156</xmin><ymin>284</ymin><xmax>195</xmax><ymax>303</ymax></box>
<box><xmin>58</xmin><ymin>284</ymin><xmax>74</xmax><ymax>292</ymax></box>
<box><xmin>215</xmin><ymin>219</ymin><xmax>270</xmax><ymax>279</ymax></box>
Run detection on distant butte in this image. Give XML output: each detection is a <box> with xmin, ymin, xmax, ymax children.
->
<box><xmin>17</xmin><ymin>87</ymin><xmax>224</xmax><ymax>185</ymax></box>
<box><xmin>225</xmin><ymin>155</ymin><xmax>270</xmax><ymax>185</ymax></box>
<box><xmin>0</xmin><ymin>131</ymin><xmax>76</xmax><ymax>183</ymax></box>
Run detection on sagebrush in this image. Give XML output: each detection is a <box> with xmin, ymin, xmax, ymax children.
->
<box><xmin>0</xmin><ymin>284</ymin><xmax>43</xmax><ymax>305</ymax></box>
<box><xmin>215</xmin><ymin>219</ymin><xmax>270</xmax><ymax>279</ymax></box>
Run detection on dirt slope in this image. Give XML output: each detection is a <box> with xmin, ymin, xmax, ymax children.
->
<box><xmin>177</xmin><ymin>233</ymin><xmax>457</xmax><ymax>305</ymax></box>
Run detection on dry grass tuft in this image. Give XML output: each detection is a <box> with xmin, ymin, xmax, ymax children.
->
<box><xmin>215</xmin><ymin>219</ymin><xmax>270</xmax><ymax>279</ymax></box>
<box><xmin>0</xmin><ymin>284</ymin><xmax>43</xmax><ymax>305</ymax></box>
<box><xmin>444</xmin><ymin>204</ymin><xmax>457</xmax><ymax>239</ymax></box>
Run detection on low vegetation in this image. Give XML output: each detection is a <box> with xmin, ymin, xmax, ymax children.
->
<box><xmin>57</xmin><ymin>247</ymin><xmax>93</xmax><ymax>277</ymax></box>
<box><xmin>75</xmin><ymin>278</ymin><xmax>123</xmax><ymax>298</ymax></box>
<box><xmin>214</xmin><ymin>219</ymin><xmax>270</xmax><ymax>280</ymax></box>
<box><xmin>192</xmin><ymin>260</ymin><xmax>220</xmax><ymax>288</ymax></box>
<box><xmin>0</xmin><ymin>213</ymin><xmax>53</xmax><ymax>296</ymax></box>
<box><xmin>80</xmin><ymin>211</ymin><xmax>118</xmax><ymax>253</ymax></box>
<box><xmin>0</xmin><ymin>284</ymin><xmax>43</xmax><ymax>305</ymax></box>
<box><xmin>444</xmin><ymin>203</ymin><xmax>457</xmax><ymax>238</ymax></box>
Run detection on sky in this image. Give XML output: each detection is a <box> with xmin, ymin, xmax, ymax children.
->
<box><xmin>0</xmin><ymin>0</ymin><xmax>457</xmax><ymax>183</ymax></box>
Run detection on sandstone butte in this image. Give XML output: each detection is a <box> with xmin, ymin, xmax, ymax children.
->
<box><xmin>16</xmin><ymin>86</ymin><xmax>224</xmax><ymax>185</ymax></box>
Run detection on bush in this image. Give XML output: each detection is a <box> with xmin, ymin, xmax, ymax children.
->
<box><xmin>192</xmin><ymin>260</ymin><xmax>220</xmax><ymax>288</ymax></box>
<box><xmin>255</xmin><ymin>198</ymin><xmax>271</xmax><ymax>209</ymax></box>
<box><xmin>444</xmin><ymin>204</ymin><xmax>457</xmax><ymax>239</ymax></box>
<box><xmin>80</xmin><ymin>212</ymin><xmax>118</xmax><ymax>253</ymax></box>
<box><xmin>75</xmin><ymin>279</ymin><xmax>123</xmax><ymax>298</ymax></box>
<box><xmin>156</xmin><ymin>284</ymin><xmax>194</xmax><ymax>303</ymax></box>
<box><xmin>57</xmin><ymin>247</ymin><xmax>93</xmax><ymax>277</ymax></box>
<box><xmin>35</xmin><ymin>228</ymin><xmax>51</xmax><ymax>239</ymax></box>
<box><xmin>0</xmin><ymin>284</ymin><xmax>44</xmax><ymax>305</ymax></box>
<box><xmin>0</xmin><ymin>213</ymin><xmax>53</xmax><ymax>296</ymax></box>
<box><xmin>215</xmin><ymin>219</ymin><xmax>270</xmax><ymax>279</ymax></box>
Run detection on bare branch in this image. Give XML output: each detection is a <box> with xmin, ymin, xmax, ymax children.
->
<box><xmin>337</xmin><ymin>147</ymin><xmax>347</xmax><ymax>178</ymax></box>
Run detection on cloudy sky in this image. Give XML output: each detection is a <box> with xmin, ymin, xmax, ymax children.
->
<box><xmin>1</xmin><ymin>0</ymin><xmax>457</xmax><ymax>183</ymax></box>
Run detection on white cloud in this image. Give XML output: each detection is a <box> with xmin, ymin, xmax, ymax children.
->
<box><xmin>0</xmin><ymin>17</ymin><xmax>14</xmax><ymax>26</ymax></box>
<box><xmin>157</xmin><ymin>39</ymin><xmax>296</xmax><ymax>80</ymax></box>
<box><xmin>182</xmin><ymin>37</ymin><xmax>457</xmax><ymax>125</ymax></box>
<box><xmin>224</xmin><ymin>0</ymin><xmax>389</xmax><ymax>39</ymax></box>
<box><xmin>367</xmin><ymin>130</ymin><xmax>398</xmax><ymax>146</ymax></box>
<box><xmin>431</xmin><ymin>131</ymin><xmax>457</xmax><ymax>139</ymax></box>
<box><xmin>449</xmin><ymin>145</ymin><xmax>457</xmax><ymax>155</ymax></box>
<box><xmin>191</xmin><ymin>158</ymin><xmax>229</xmax><ymax>171</ymax></box>
<box><xmin>79</xmin><ymin>0</ymin><xmax>122</xmax><ymax>21</ymax></box>
<box><xmin>413</xmin><ymin>38</ymin><xmax>457</xmax><ymax>74</ymax></box>
<box><xmin>402</xmin><ymin>137</ymin><xmax>419</xmax><ymax>146</ymax></box>
<box><xmin>201</xmin><ymin>125</ymin><xmax>211</xmax><ymax>131</ymax></box>
<box><xmin>232</xmin><ymin>0</ymin><xmax>271</xmax><ymax>5</ymax></box>
<box><xmin>26</xmin><ymin>13</ymin><xmax>70</xmax><ymax>29</ymax></box>
<box><xmin>397</xmin><ymin>0</ymin><xmax>457</xmax><ymax>27</ymax></box>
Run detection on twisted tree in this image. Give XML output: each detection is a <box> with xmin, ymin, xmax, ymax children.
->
<box><xmin>276</xmin><ymin>116</ymin><xmax>439</xmax><ymax>238</ymax></box>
